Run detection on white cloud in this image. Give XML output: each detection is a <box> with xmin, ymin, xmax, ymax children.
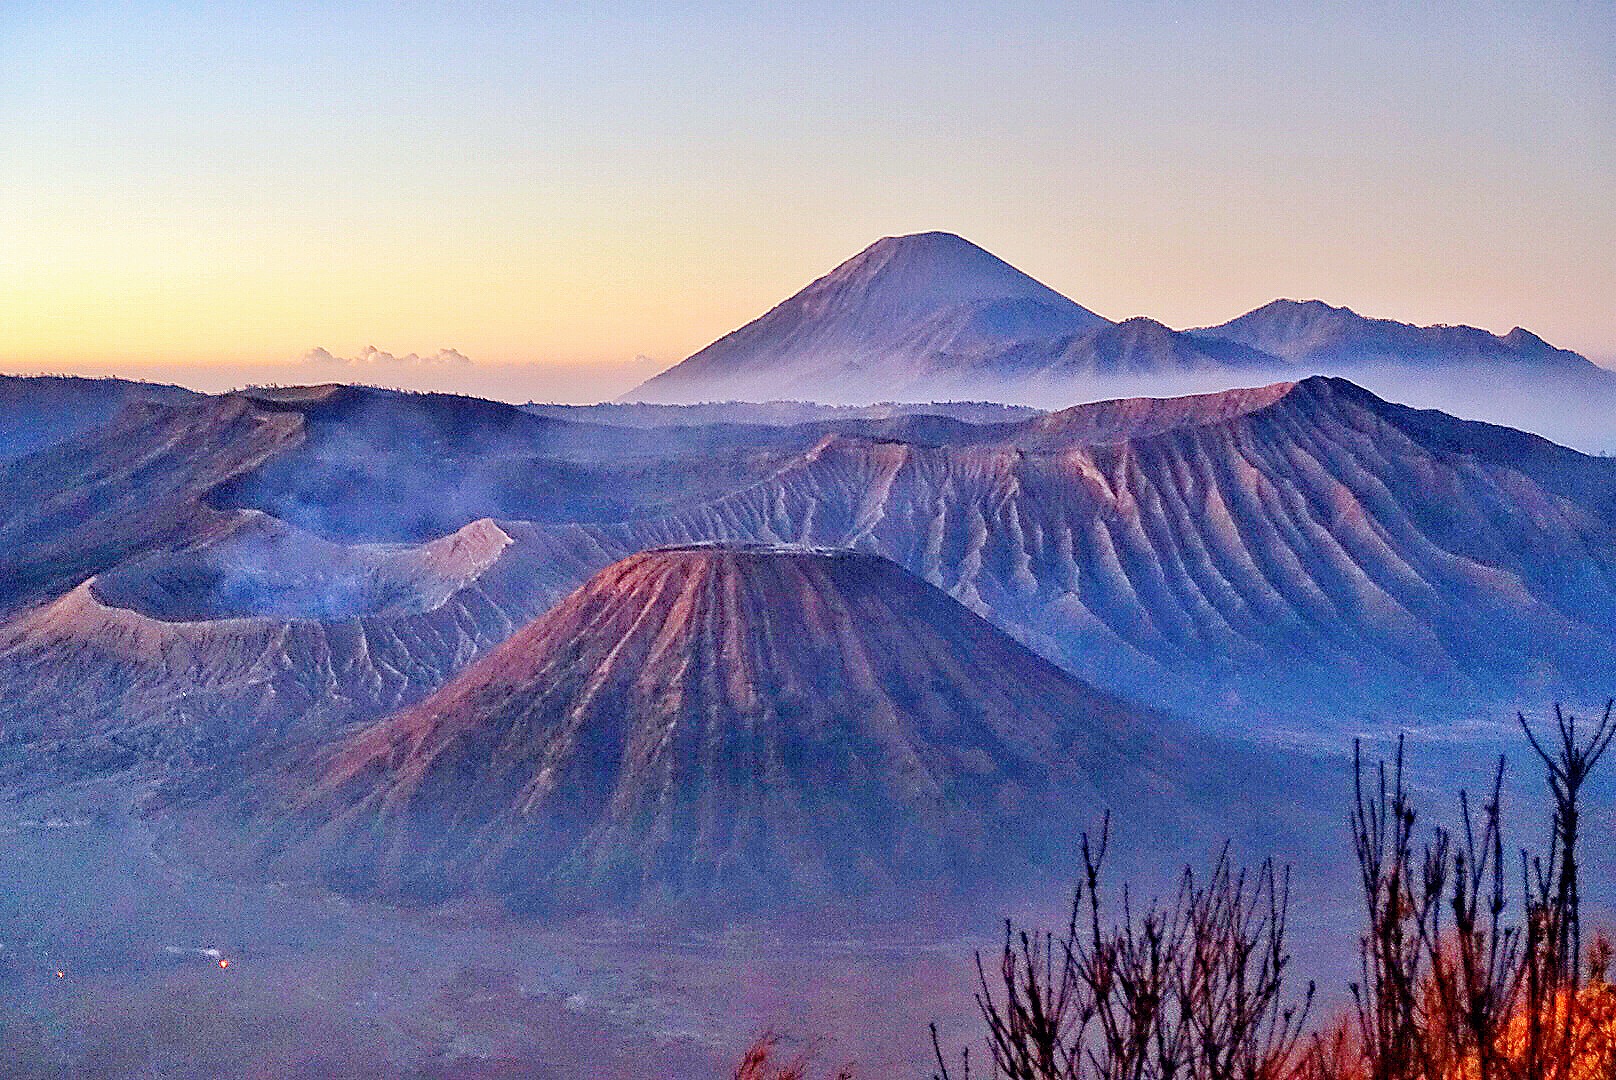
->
<box><xmin>301</xmin><ymin>346</ymin><xmax>474</xmax><ymax>367</ymax></box>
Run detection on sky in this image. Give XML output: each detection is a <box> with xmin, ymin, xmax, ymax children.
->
<box><xmin>1</xmin><ymin>1</ymin><xmax>1611</xmax><ymax>401</ymax></box>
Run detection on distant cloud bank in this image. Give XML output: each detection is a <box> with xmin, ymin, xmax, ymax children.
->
<box><xmin>301</xmin><ymin>346</ymin><xmax>474</xmax><ymax>367</ymax></box>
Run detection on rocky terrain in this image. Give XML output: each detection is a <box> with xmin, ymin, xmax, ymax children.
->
<box><xmin>4</xmin><ymin>375</ymin><xmax>1614</xmax><ymax>769</ymax></box>
<box><xmin>596</xmin><ymin>377</ymin><xmax>1616</xmax><ymax>721</ymax></box>
<box><xmin>0</xmin><ymin>517</ymin><xmax>552</xmax><ymax>769</ymax></box>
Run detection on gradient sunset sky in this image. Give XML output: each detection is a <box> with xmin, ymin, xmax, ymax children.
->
<box><xmin>2</xmin><ymin>1</ymin><xmax>1611</xmax><ymax>400</ymax></box>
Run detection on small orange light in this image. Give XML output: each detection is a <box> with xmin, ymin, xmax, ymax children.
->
<box><xmin>55</xmin><ymin>970</ymin><xmax>64</xmax><ymax>978</ymax></box>
<box><xmin>218</xmin><ymin>959</ymin><xmax>230</xmax><ymax>969</ymax></box>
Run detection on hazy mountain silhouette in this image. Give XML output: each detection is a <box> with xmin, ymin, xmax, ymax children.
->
<box><xmin>629</xmin><ymin>232</ymin><xmax>1118</xmax><ymax>402</ymax></box>
<box><xmin>626</xmin><ymin>236</ymin><xmax>1610</xmax><ymax>428</ymax></box>
<box><xmin>1196</xmin><ymin>299</ymin><xmax>1610</xmax><ymax>376</ymax></box>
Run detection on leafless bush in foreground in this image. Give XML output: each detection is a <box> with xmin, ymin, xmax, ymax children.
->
<box><xmin>930</xmin><ymin>815</ymin><xmax>1313</xmax><ymax>1079</ymax></box>
<box><xmin>925</xmin><ymin>699</ymin><xmax>1616</xmax><ymax>1080</ymax></box>
<box><xmin>1303</xmin><ymin>701</ymin><xmax>1616</xmax><ymax>1080</ymax></box>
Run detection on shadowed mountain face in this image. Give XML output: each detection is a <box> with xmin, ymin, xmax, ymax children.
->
<box><xmin>980</xmin><ymin>317</ymin><xmax>1284</xmax><ymax>382</ymax></box>
<box><xmin>0</xmin><ymin>374</ymin><xmax>195</xmax><ymax>461</ymax></box>
<box><xmin>0</xmin><ymin>393</ymin><xmax>306</xmax><ymax>617</ymax></box>
<box><xmin>252</xmin><ymin>545</ymin><xmax>1190</xmax><ymax>915</ymax></box>
<box><xmin>0</xmin><ymin>385</ymin><xmax>607</xmax><ymax>614</ymax></box>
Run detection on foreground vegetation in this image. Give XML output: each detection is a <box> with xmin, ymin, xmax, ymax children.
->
<box><xmin>736</xmin><ymin>703</ymin><xmax>1616</xmax><ymax>1080</ymax></box>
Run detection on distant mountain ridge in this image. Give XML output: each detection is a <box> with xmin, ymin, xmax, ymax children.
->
<box><xmin>626</xmin><ymin>233</ymin><xmax>1612</xmax><ymax>418</ymax></box>
<box><xmin>1195</xmin><ymin>298</ymin><xmax>1605</xmax><ymax>376</ymax></box>
<box><xmin>521</xmin><ymin>399</ymin><xmax>1042</xmax><ymax>428</ymax></box>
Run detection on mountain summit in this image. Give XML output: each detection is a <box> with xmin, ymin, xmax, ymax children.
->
<box><xmin>627</xmin><ymin>232</ymin><xmax>1112</xmax><ymax>403</ymax></box>
<box><xmin>788</xmin><ymin>231</ymin><xmax>1101</xmax><ymax>320</ymax></box>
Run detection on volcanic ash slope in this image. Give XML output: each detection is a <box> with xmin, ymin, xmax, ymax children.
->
<box><xmin>253</xmin><ymin>544</ymin><xmax>1197</xmax><ymax>918</ymax></box>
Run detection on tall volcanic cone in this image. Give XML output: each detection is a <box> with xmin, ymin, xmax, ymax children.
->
<box><xmin>626</xmin><ymin>232</ymin><xmax>1112</xmax><ymax>403</ymax></box>
<box><xmin>255</xmin><ymin>544</ymin><xmax>1185</xmax><ymax>916</ymax></box>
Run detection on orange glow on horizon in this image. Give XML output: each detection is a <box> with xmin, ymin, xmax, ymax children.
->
<box><xmin>3</xmin><ymin>5</ymin><xmax>1610</xmax><ymax>390</ymax></box>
